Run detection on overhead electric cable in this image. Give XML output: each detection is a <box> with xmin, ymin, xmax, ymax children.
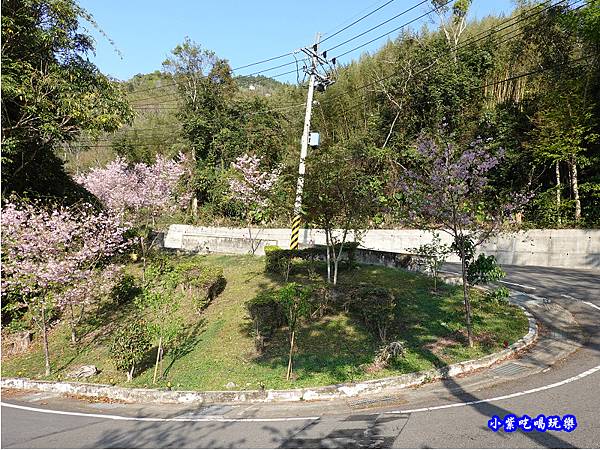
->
<box><xmin>324</xmin><ymin>0</ymin><xmax>433</xmax><ymax>53</ymax></box>
<box><xmin>320</xmin><ymin>0</ymin><xmax>398</xmax><ymax>44</ymax></box>
<box><xmin>319</xmin><ymin>0</ymin><xmax>579</xmax><ymax>108</ymax></box>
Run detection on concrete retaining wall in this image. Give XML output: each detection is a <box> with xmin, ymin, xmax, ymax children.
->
<box><xmin>164</xmin><ymin>225</ymin><xmax>600</xmax><ymax>270</ymax></box>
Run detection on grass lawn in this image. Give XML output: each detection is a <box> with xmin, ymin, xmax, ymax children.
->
<box><xmin>1</xmin><ymin>254</ymin><xmax>528</xmax><ymax>391</ymax></box>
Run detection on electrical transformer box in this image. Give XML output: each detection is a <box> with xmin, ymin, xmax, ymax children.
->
<box><xmin>308</xmin><ymin>132</ymin><xmax>320</xmax><ymax>147</ymax></box>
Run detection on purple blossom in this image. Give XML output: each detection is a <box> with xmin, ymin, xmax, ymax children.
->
<box><xmin>397</xmin><ymin>134</ymin><xmax>529</xmax><ymax>241</ymax></box>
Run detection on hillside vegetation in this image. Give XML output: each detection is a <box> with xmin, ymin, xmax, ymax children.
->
<box><xmin>1</xmin><ymin>254</ymin><xmax>528</xmax><ymax>391</ymax></box>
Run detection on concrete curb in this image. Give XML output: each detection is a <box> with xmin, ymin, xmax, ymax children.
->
<box><xmin>0</xmin><ymin>303</ymin><xmax>537</xmax><ymax>405</ymax></box>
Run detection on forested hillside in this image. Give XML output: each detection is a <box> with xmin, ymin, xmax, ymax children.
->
<box><xmin>3</xmin><ymin>0</ymin><xmax>599</xmax><ymax>227</ymax></box>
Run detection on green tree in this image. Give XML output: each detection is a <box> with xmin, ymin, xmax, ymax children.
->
<box><xmin>1</xmin><ymin>0</ymin><xmax>132</xmax><ymax>201</ymax></box>
<box><xmin>303</xmin><ymin>144</ymin><xmax>383</xmax><ymax>284</ymax></box>
<box><xmin>276</xmin><ymin>283</ymin><xmax>312</xmax><ymax>381</ymax></box>
<box><xmin>136</xmin><ymin>259</ymin><xmax>183</xmax><ymax>384</ymax></box>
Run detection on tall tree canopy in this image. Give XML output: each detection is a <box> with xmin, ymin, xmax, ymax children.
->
<box><xmin>1</xmin><ymin>0</ymin><xmax>132</xmax><ymax>202</ymax></box>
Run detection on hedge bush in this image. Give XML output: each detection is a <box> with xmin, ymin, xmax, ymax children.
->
<box><xmin>245</xmin><ymin>290</ymin><xmax>286</xmax><ymax>352</ymax></box>
<box><xmin>264</xmin><ymin>243</ymin><xmax>360</xmax><ymax>275</ymax></box>
<box><xmin>175</xmin><ymin>262</ymin><xmax>226</xmax><ymax>313</ymax></box>
<box><xmin>348</xmin><ymin>284</ymin><xmax>396</xmax><ymax>343</ymax></box>
<box><xmin>111</xmin><ymin>274</ymin><xmax>142</xmax><ymax>305</ymax></box>
<box><xmin>109</xmin><ymin>317</ymin><xmax>152</xmax><ymax>380</ymax></box>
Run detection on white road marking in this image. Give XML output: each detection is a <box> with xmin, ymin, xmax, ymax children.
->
<box><xmin>499</xmin><ymin>280</ymin><xmax>536</xmax><ymax>290</ymax></box>
<box><xmin>583</xmin><ymin>301</ymin><xmax>600</xmax><ymax>312</ymax></box>
<box><xmin>3</xmin><ymin>364</ymin><xmax>600</xmax><ymax>422</ymax></box>
<box><xmin>0</xmin><ymin>402</ymin><xmax>319</xmax><ymax>423</ymax></box>
<box><xmin>561</xmin><ymin>294</ymin><xmax>600</xmax><ymax>311</ymax></box>
<box><xmin>389</xmin><ymin>364</ymin><xmax>600</xmax><ymax>414</ymax></box>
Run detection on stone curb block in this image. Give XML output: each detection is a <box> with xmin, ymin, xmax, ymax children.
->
<box><xmin>0</xmin><ymin>304</ymin><xmax>537</xmax><ymax>405</ymax></box>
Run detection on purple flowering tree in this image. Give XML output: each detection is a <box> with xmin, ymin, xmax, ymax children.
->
<box><xmin>77</xmin><ymin>154</ymin><xmax>191</xmax><ymax>277</ymax></box>
<box><xmin>396</xmin><ymin>133</ymin><xmax>529</xmax><ymax>347</ymax></box>
<box><xmin>1</xmin><ymin>202</ymin><xmax>128</xmax><ymax>375</ymax></box>
<box><xmin>228</xmin><ymin>154</ymin><xmax>280</xmax><ymax>254</ymax></box>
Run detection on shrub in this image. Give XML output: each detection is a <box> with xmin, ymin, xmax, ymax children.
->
<box><xmin>183</xmin><ymin>265</ymin><xmax>226</xmax><ymax>313</ymax></box>
<box><xmin>264</xmin><ymin>243</ymin><xmax>360</xmax><ymax>276</ymax></box>
<box><xmin>349</xmin><ymin>285</ymin><xmax>396</xmax><ymax>343</ymax></box>
<box><xmin>484</xmin><ymin>286</ymin><xmax>510</xmax><ymax>305</ymax></box>
<box><xmin>109</xmin><ymin>318</ymin><xmax>152</xmax><ymax>381</ymax></box>
<box><xmin>373</xmin><ymin>341</ymin><xmax>406</xmax><ymax>369</ymax></box>
<box><xmin>467</xmin><ymin>254</ymin><xmax>506</xmax><ymax>285</ymax></box>
<box><xmin>111</xmin><ymin>274</ymin><xmax>142</xmax><ymax>305</ymax></box>
<box><xmin>245</xmin><ymin>290</ymin><xmax>285</xmax><ymax>351</ymax></box>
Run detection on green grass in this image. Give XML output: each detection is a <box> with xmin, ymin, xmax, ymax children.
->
<box><xmin>1</xmin><ymin>254</ymin><xmax>528</xmax><ymax>391</ymax></box>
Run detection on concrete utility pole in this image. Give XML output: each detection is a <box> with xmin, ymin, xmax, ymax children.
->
<box><xmin>289</xmin><ymin>33</ymin><xmax>320</xmax><ymax>250</ymax></box>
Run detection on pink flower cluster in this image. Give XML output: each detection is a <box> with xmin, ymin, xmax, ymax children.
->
<box><xmin>76</xmin><ymin>154</ymin><xmax>191</xmax><ymax>219</ymax></box>
<box><xmin>57</xmin><ymin>264</ymin><xmax>122</xmax><ymax>310</ymax></box>
<box><xmin>228</xmin><ymin>154</ymin><xmax>279</xmax><ymax>208</ymax></box>
<box><xmin>1</xmin><ymin>202</ymin><xmax>127</xmax><ymax>301</ymax></box>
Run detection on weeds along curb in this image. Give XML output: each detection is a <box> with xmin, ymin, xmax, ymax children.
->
<box><xmin>0</xmin><ymin>302</ymin><xmax>538</xmax><ymax>405</ymax></box>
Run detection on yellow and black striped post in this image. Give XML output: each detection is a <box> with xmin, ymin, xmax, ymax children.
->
<box><xmin>290</xmin><ymin>215</ymin><xmax>302</xmax><ymax>250</ymax></box>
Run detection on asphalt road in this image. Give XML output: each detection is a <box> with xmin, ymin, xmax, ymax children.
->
<box><xmin>2</xmin><ymin>264</ymin><xmax>599</xmax><ymax>448</ymax></box>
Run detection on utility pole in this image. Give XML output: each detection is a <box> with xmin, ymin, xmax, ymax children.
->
<box><xmin>289</xmin><ymin>33</ymin><xmax>320</xmax><ymax>250</ymax></box>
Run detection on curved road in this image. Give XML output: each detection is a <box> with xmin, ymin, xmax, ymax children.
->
<box><xmin>2</xmin><ymin>264</ymin><xmax>599</xmax><ymax>448</ymax></box>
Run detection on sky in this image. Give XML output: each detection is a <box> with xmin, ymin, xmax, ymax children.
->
<box><xmin>78</xmin><ymin>0</ymin><xmax>516</xmax><ymax>84</ymax></box>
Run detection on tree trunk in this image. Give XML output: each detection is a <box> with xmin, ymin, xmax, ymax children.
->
<box><xmin>286</xmin><ymin>330</ymin><xmax>295</xmax><ymax>380</ymax></box>
<box><xmin>127</xmin><ymin>365</ymin><xmax>134</xmax><ymax>382</ymax></box>
<box><xmin>140</xmin><ymin>236</ymin><xmax>147</xmax><ymax>282</ymax></box>
<box><xmin>41</xmin><ymin>306</ymin><xmax>51</xmax><ymax>376</ymax></box>
<box><xmin>570</xmin><ymin>159</ymin><xmax>581</xmax><ymax>222</ymax></box>
<box><xmin>459</xmin><ymin>248</ymin><xmax>473</xmax><ymax>348</ymax></box>
<box><xmin>325</xmin><ymin>230</ymin><xmax>331</xmax><ymax>284</ymax></box>
<box><xmin>248</xmin><ymin>221</ymin><xmax>256</xmax><ymax>255</ymax></box>
<box><xmin>555</xmin><ymin>161</ymin><xmax>561</xmax><ymax>225</ymax></box>
<box><xmin>333</xmin><ymin>241</ymin><xmax>345</xmax><ymax>286</ymax></box>
<box><xmin>333</xmin><ymin>258</ymin><xmax>339</xmax><ymax>286</ymax></box>
<box><xmin>191</xmin><ymin>197</ymin><xmax>198</xmax><ymax>219</ymax></box>
<box><xmin>153</xmin><ymin>336</ymin><xmax>163</xmax><ymax>384</ymax></box>
<box><xmin>69</xmin><ymin>304</ymin><xmax>77</xmax><ymax>344</ymax></box>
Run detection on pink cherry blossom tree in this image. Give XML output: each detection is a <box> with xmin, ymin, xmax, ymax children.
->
<box><xmin>77</xmin><ymin>153</ymin><xmax>191</xmax><ymax>277</ymax></box>
<box><xmin>228</xmin><ymin>154</ymin><xmax>280</xmax><ymax>254</ymax></box>
<box><xmin>1</xmin><ymin>201</ymin><xmax>128</xmax><ymax>375</ymax></box>
<box><xmin>58</xmin><ymin>264</ymin><xmax>122</xmax><ymax>344</ymax></box>
<box><xmin>76</xmin><ymin>153</ymin><xmax>191</xmax><ymax>224</ymax></box>
<box><xmin>395</xmin><ymin>132</ymin><xmax>530</xmax><ymax>347</ymax></box>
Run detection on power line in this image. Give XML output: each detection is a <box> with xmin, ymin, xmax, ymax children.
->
<box><xmin>318</xmin><ymin>0</ymin><xmax>579</xmax><ymax>109</ymax></box>
<box><xmin>87</xmin><ymin>0</ymin><xmax>587</xmax><ymax>146</ymax></box>
<box><xmin>116</xmin><ymin>1</ymin><xmax>572</xmax><ymax>138</ymax></box>
<box><xmin>231</xmin><ymin>51</ymin><xmax>296</xmax><ymax>71</ymax></box>
<box><xmin>318</xmin><ymin>52</ymin><xmax>592</xmax><ymax>128</ymax></box>
<box><xmin>127</xmin><ymin>0</ymin><xmax>432</xmax><ymax>104</ymax></box>
<box><xmin>79</xmin><ymin>53</ymin><xmax>592</xmax><ymax>151</ymax></box>
<box><xmin>320</xmin><ymin>0</ymin><xmax>398</xmax><ymax>44</ymax></box>
<box><xmin>324</xmin><ymin>0</ymin><xmax>434</xmax><ymax>53</ymax></box>
<box><xmin>131</xmin><ymin>1</ymin><xmax>437</xmax><ymax>106</ymax></box>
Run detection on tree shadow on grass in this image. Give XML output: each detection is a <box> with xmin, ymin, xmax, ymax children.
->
<box><xmin>49</xmin><ymin>298</ymin><xmax>139</xmax><ymax>374</ymax></box>
<box><xmin>162</xmin><ymin>319</ymin><xmax>207</xmax><ymax>378</ymax></box>
<box><xmin>250</xmin><ymin>314</ymin><xmax>378</xmax><ymax>385</ymax></box>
